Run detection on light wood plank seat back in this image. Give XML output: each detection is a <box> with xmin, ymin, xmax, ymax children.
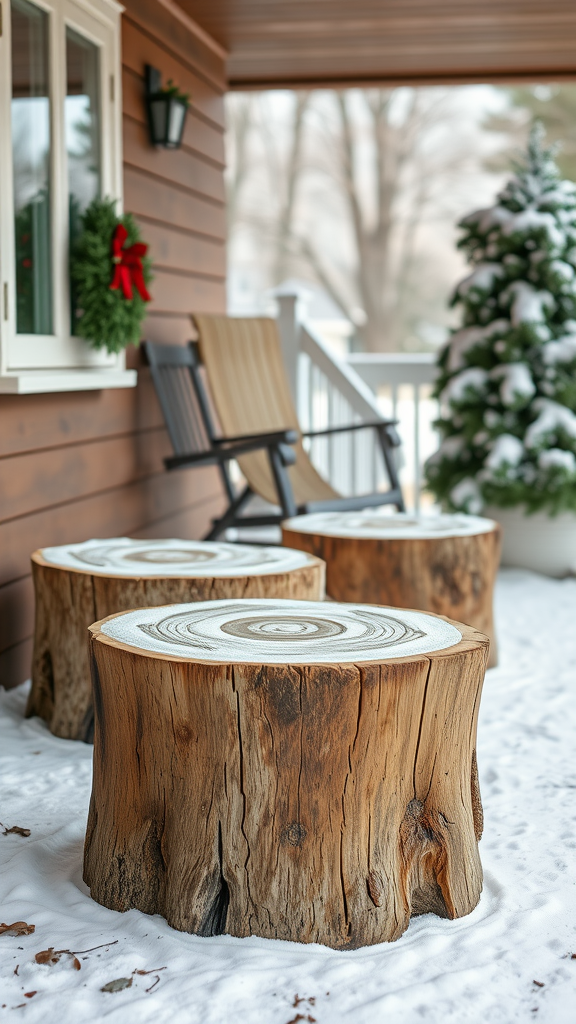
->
<box><xmin>193</xmin><ymin>314</ymin><xmax>337</xmax><ymax>506</ymax></box>
<box><xmin>145</xmin><ymin>320</ymin><xmax>403</xmax><ymax>539</ymax></box>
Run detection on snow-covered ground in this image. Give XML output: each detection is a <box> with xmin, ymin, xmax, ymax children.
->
<box><xmin>1</xmin><ymin>569</ymin><xmax>576</xmax><ymax>1023</ymax></box>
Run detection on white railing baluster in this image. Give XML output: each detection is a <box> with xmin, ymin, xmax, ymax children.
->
<box><xmin>278</xmin><ymin>305</ymin><xmax>439</xmax><ymax>510</ymax></box>
<box><xmin>414</xmin><ymin>383</ymin><xmax>421</xmax><ymax>512</ymax></box>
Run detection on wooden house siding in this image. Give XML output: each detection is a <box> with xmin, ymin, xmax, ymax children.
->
<box><xmin>0</xmin><ymin>0</ymin><xmax>228</xmax><ymax>689</ymax></box>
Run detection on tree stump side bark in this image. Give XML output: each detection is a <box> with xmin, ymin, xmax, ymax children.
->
<box><xmin>84</xmin><ymin>613</ymin><xmax>488</xmax><ymax>949</ymax></box>
<box><xmin>282</xmin><ymin>525</ymin><xmax>501</xmax><ymax>667</ymax></box>
<box><xmin>26</xmin><ymin>551</ymin><xmax>325</xmax><ymax>742</ymax></box>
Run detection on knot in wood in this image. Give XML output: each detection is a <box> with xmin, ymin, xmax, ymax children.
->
<box><xmin>400</xmin><ymin>799</ymin><xmax>437</xmax><ymax>845</ymax></box>
<box><xmin>176</xmin><ymin>723</ymin><xmax>193</xmax><ymax>745</ymax></box>
<box><xmin>280</xmin><ymin>822</ymin><xmax>307</xmax><ymax>847</ymax></box>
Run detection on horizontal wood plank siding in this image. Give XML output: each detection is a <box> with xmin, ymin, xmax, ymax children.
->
<box><xmin>0</xmin><ymin>1</ymin><xmax>228</xmax><ymax>688</ymax></box>
<box><xmin>125</xmin><ymin>166</ymin><xmax>226</xmax><ymax>241</ymax></box>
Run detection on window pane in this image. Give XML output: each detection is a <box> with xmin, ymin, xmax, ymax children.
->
<box><xmin>66</xmin><ymin>27</ymin><xmax>101</xmax><ymax>333</ymax></box>
<box><xmin>11</xmin><ymin>0</ymin><xmax>52</xmax><ymax>335</ymax></box>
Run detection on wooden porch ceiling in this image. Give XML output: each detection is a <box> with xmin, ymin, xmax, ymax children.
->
<box><xmin>177</xmin><ymin>0</ymin><xmax>576</xmax><ymax>89</ymax></box>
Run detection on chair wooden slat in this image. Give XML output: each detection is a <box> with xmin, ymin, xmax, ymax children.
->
<box><xmin>144</xmin><ymin>327</ymin><xmax>404</xmax><ymax>541</ymax></box>
<box><xmin>193</xmin><ymin>315</ymin><xmax>337</xmax><ymax>506</ymax></box>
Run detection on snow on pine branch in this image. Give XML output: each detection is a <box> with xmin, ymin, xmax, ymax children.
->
<box><xmin>426</xmin><ymin>125</ymin><xmax>576</xmax><ymax>515</ymax></box>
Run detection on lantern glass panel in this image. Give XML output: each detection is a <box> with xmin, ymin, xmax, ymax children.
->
<box><xmin>167</xmin><ymin>99</ymin><xmax>186</xmax><ymax>147</ymax></box>
<box><xmin>150</xmin><ymin>97</ymin><xmax>168</xmax><ymax>145</ymax></box>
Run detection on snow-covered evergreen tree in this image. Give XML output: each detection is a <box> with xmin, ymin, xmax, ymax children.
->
<box><xmin>426</xmin><ymin>125</ymin><xmax>576</xmax><ymax>515</ymax></box>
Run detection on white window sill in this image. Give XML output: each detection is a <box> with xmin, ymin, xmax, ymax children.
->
<box><xmin>0</xmin><ymin>368</ymin><xmax>138</xmax><ymax>394</ymax></box>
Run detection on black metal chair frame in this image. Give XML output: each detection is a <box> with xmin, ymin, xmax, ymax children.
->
<box><xmin>144</xmin><ymin>340</ymin><xmax>405</xmax><ymax>540</ymax></box>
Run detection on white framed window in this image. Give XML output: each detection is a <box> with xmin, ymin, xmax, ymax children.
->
<box><xmin>0</xmin><ymin>0</ymin><xmax>136</xmax><ymax>392</ymax></box>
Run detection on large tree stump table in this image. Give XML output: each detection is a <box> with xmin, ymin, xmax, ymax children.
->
<box><xmin>282</xmin><ymin>511</ymin><xmax>501</xmax><ymax>667</ymax></box>
<box><xmin>84</xmin><ymin>597</ymin><xmax>489</xmax><ymax>949</ymax></box>
<box><xmin>27</xmin><ymin>538</ymin><xmax>324</xmax><ymax>742</ymax></box>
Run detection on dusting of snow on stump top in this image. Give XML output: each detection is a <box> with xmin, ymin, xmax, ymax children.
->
<box><xmin>40</xmin><ymin>538</ymin><xmax>314</xmax><ymax>578</ymax></box>
<box><xmin>99</xmin><ymin>598</ymin><xmax>462</xmax><ymax>664</ymax></box>
<box><xmin>282</xmin><ymin>511</ymin><xmax>496</xmax><ymax>540</ymax></box>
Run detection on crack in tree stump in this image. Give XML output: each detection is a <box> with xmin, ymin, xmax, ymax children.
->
<box><xmin>83</xmin><ymin>598</ymin><xmax>489</xmax><ymax>949</ymax></box>
<box><xmin>26</xmin><ymin>538</ymin><xmax>325</xmax><ymax>742</ymax></box>
<box><xmin>282</xmin><ymin>511</ymin><xmax>501</xmax><ymax>667</ymax></box>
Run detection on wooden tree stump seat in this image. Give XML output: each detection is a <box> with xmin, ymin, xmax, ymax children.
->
<box><xmin>27</xmin><ymin>538</ymin><xmax>324</xmax><ymax>742</ymax></box>
<box><xmin>84</xmin><ymin>597</ymin><xmax>489</xmax><ymax>949</ymax></box>
<box><xmin>282</xmin><ymin>511</ymin><xmax>501</xmax><ymax>667</ymax></box>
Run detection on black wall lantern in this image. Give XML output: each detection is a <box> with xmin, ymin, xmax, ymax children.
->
<box><xmin>145</xmin><ymin>64</ymin><xmax>189</xmax><ymax>149</ymax></box>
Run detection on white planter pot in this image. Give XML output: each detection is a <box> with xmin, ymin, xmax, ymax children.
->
<box><xmin>484</xmin><ymin>506</ymin><xmax>576</xmax><ymax>578</ymax></box>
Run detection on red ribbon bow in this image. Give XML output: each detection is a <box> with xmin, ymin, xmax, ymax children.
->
<box><xmin>109</xmin><ymin>223</ymin><xmax>151</xmax><ymax>302</ymax></box>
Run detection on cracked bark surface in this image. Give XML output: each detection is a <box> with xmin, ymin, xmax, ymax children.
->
<box><xmin>26</xmin><ymin>551</ymin><xmax>325</xmax><ymax>742</ymax></box>
<box><xmin>282</xmin><ymin>524</ymin><xmax>501</xmax><ymax>667</ymax></box>
<box><xmin>83</xmin><ymin>614</ymin><xmax>488</xmax><ymax>948</ymax></box>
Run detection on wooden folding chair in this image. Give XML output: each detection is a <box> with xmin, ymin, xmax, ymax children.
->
<box><xmin>143</xmin><ymin>340</ymin><xmax>299</xmax><ymax>538</ymax></box>
<box><xmin>189</xmin><ymin>315</ymin><xmax>404</xmax><ymax>538</ymax></box>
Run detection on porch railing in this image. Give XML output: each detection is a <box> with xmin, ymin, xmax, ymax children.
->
<box><xmin>276</xmin><ymin>292</ymin><xmax>440</xmax><ymax>511</ymax></box>
<box><xmin>347</xmin><ymin>353</ymin><xmax>439</xmax><ymax>510</ymax></box>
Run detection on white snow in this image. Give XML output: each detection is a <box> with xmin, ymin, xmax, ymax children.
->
<box><xmin>2</xmin><ymin>571</ymin><xmax>576</xmax><ymax>1022</ymax></box>
<box><xmin>441</xmin><ymin>367</ymin><xmax>488</xmax><ymax>405</ymax></box>
<box><xmin>549</xmin><ymin>260</ymin><xmax>575</xmax><ymax>284</ymax></box>
<box><xmin>101</xmin><ymin>600</ymin><xmax>462</xmax><ymax>664</ymax></box>
<box><xmin>540</xmin><ymin>183</ymin><xmax>576</xmax><ymax>205</ymax></box>
<box><xmin>484</xmin><ymin>434</ymin><xmax>525</xmax><ymax>471</ymax></box>
<box><xmin>501</xmin><ymin>209</ymin><xmax>565</xmax><ymax>251</ymax></box>
<box><xmin>538</xmin><ymin>448</ymin><xmax>576</xmax><ymax>473</ymax></box>
<box><xmin>525</xmin><ymin>399</ymin><xmax>576</xmax><ymax>448</ymax></box>
<box><xmin>448</xmin><ymin>476</ymin><xmax>482</xmax><ymax>512</ymax></box>
<box><xmin>425</xmin><ymin>435</ymin><xmax>465</xmax><ymax>468</ymax></box>
<box><xmin>447</xmin><ymin>320</ymin><xmax>510</xmax><ymax>372</ymax></box>
<box><xmin>542</xmin><ymin>332</ymin><xmax>576</xmax><ymax>366</ymax></box>
<box><xmin>39</xmin><ymin>538</ymin><xmax>313</xmax><ymax>579</ymax></box>
<box><xmin>491</xmin><ymin>362</ymin><xmax>536</xmax><ymax>407</ymax></box>
<box><xmin>534</xmin><ymin>323</ymin><xmax>553</xmax><ymax>341</ymax></box>
<box><xmin>455</xmin><ymin>263</ymin><xmax>504</xmax><ymax>298</ymax></box>
<box><xmin>461</xmin><ymin>204</ymin><xmax>514</xmax><ymax>234</ymax></box>
<box><xmin>281</xmin><ymin>511</ymin><xmax>496</xmax><ymax>541</ymax></box>
<box><xmin>483</xmin><ymin>409</ymin><xmax>500</xmax><ymax>428</ymax></box>
<box><xmin>502</xmin><ymin>281</ymin><xmax>555</xmax><ymax>326</ymax></box>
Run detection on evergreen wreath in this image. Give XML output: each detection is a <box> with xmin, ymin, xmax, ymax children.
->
<box><xmin>71</xmin><ymin>197</ymin><xmax>152</xmax><ymax>354</ymax></box>
<box><xmin>425</xmin><ymin>125</ymin><xmax>576</xmax><ymax>516</ymax></box>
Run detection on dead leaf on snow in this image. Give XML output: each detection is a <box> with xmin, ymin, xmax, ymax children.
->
<box><xmin>101</xmin><ymin>977</ymin><xmax>133</xmax><ymax>993</ymax></box>
<box><xmin>35</xmin><ymin>948</ymin><xmax>56</xmax><ymax>965</ymax></box>
<box><xmin>2</xmin><ymin>826</ymin><xmax>31</xmax><ymax>838</ymax></box>
<box><xmin>24</xmin><ymin>992</ymin><xmax>37</xmax><ymax>999</ymax></box>
<box><xmin>0</xmin><ymin>922</ymin><xmax>35</xmax><ymax>936</ymax></box>
<box><xmin>35</xmin><ymin>948</ymin><xmax>81</xmax><ymax>970</ymax></box>
<box><xmin>13</xmin><ymin>965</ymin><xmax>19</xmax><ymax>976</ymax></box>
<box><xmin>133</xmin><ymin>967</ymin><xmax>167</xmax><ymax>976</ymax></box>
<box><xmin>533</xmin><ymin>980</ymin><xmax>545</xmax><ymax>988</ymax></box>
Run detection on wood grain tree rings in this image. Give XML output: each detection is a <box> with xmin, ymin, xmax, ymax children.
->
<box><xmin>27</xmin><ymin>538</ymin><xmax>324</xmax><ymax>742</ymax></box>
<box><xmin>282</xmin><ymin>511</ymin><xmax>501</xmax><ymax>667</ymax></box>
<box><xmin>84</xmin><ymin>597</ymin><xmax>489</xmax><ymax>950</ymax></box>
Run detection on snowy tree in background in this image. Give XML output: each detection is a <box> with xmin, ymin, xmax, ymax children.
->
<box><xmin>426</xmin><ymin>125</ymin><xmax>576</xmax><ymax>515</ymax></box>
